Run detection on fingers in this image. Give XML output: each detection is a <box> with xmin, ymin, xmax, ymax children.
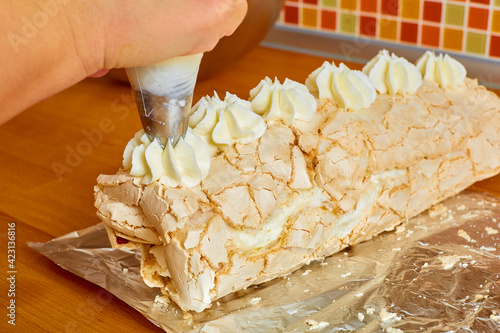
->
<box><xmin>88</xmin><ymin>69</ymin><xmax>110</xmax><ymax>78</ymax></box>
<box><xmin>182</xmin><ymin>0</ymin><xmax>248</xmax><ymax>56</ymax></box>
<box><xmin>82</xmin><ymin>0</ymin><xmax>248</xmax><ymax>71</ymax></box>
<box><xmin>208</xmin><ymin>0</ymin><xmax>249</xmax><ymax>39</ymax></box>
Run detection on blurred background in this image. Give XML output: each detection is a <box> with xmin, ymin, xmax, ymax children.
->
<box><xmin>111</xmin><ymin>0</ymin><xmax>500</xmax><ymax>87</ymax></box>
<box><xmin>267</xmin><ymin>0</ymin><xmax>500</xmax><ymax>87</ymax></box>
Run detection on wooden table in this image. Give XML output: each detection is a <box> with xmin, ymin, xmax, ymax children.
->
<box><xmin>1</xmin><ymin>46</ymin><xmax>499</xmax><ymax>332</ymax></box>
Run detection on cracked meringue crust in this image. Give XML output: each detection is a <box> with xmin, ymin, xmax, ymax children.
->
<box><xmin>94</xmin><ymin>78</ymin><xmax>500</xmax><ymax>312</ymax></box>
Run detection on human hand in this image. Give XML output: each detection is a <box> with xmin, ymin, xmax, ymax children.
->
<box><xmin>0</xmin><ymin>0</ymin><xmax>247</xmax><ymax>122</ymax></box>
<box><xmin>70</xmin><ymin>0</ymin><xmax>248</xmax><ymax>75</ymax></box>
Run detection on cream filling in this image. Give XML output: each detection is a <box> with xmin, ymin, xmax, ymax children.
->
<box><xmin>235</xmin><ymin>187</ymin><xmax>327</xmax><ymax>250</ymax></box>
<box><xmin>234</xmin><ymin>169</ymin><xmax>407</xmax><ymax>251</ymax></box>
<box><xmin>333</xmin><ymin>169</ymin><xmax>407</xmax><ymax>238</ymax></box>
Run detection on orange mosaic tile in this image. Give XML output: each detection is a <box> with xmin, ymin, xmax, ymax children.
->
<box><xmin>340</xmin><ymin>0</ymin><xmax>357</xmax><ymax>10</ymax></box>
<box><xmin>279</xmin><ymin>0</ymin><xmax>500</xmax><ymax>59</ymax></box>
<box><xmin>470</xmin><ymin>0</ymin><xmax>489</xmax><ymax>4</ymax></box>
<box><xmin>443</xmin><ymin>28</ymin><xmax>463</xmax><ymax>51</ymax></box>
<box><xmin>360</xmin><ymin>15</ymin><xmax>377</xmax><ymax>36</ymax></box>
<box><xmin>493</xmin><ymin>10</ymin><xmax>500</xmax><ymax>32</ymax></box>
<box><xmin>379</xmin><ymin>19</ymin><xmax>398</xmax><ymax>40</ymax></box>
<box><xmin>423</xmin><ymin>1</ymin><xmax>442</xmax><ymax>23</ymax></box>
<box><xmin>468</xmin><ymin>7</ymin><xmax>489</xmax><ymax>30</ymax></box>
<box><xmin>284</xmin><ymin>4</ymin><xmax>299</xmax><ymax>25</ymax></box>
<box><xmin>360</xmin><ymin>0</ymin><xmax>377</xmax><ymax>13</ymax></box>
<box><xmin>381</xmin><ymin>0</ymin><xmax>399</xmax><ymax>16</ymax></box>
<box><xmin>421</xmin><ymin>25</ymin><xmax>440</xmax><ymax>47</ymax></box>
<box><xmin>490</xmin><ymin>35</ymin><xmax>500</xmax><ymax>57</ymax></box>
<box><xmin>401</xmin><ymin>0</ymin><xmax>420</xmax><ymax>20</ymax></box>
<box><xmin>302</xmin><ymin>7</ymin><xmax>318</xmax><ymax>28</ymax></box>
<box><xmin>321</xmin><ymin>10</ymin><xmax>337</xmax><ymax>30</ymax></box>
<box><xmin>401</xmin><ymin>21</ymin><xmax>419</xmax><ymax>43</ymax></box>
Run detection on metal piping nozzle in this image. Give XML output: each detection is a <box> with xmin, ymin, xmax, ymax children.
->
<box><xmin>126</xmin><ymin>53</ymin><xmax>203</xmax><ymax>148</ymax></box>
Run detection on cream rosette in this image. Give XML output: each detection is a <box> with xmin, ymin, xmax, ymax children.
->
<box><xmin>415</xmin><ymin>51</ymin><xmax>466</xmax><ymax>89</ymax></box>
<box><xmin>122</xmin><ymin>130</ymin><xmax>210</xmax><ymax>187</ymax></box>
<box><xmin>363</xmin><ymin>50</ymin><xmax>422</xmax><ymax>95</ymax></box>
<box><xmin>189</xmin><ymin>92</ymin><xmax>266</xmax><ymax>154</ymax></box>
<box><xmin>306</xmin><ymin>62</ymin><xmax>376</xmax><ymax>111</ymax></box>
<box><xmin>249</xmin><ymin>77</ymin><xmax>317</xmax><ymax>125</ymax></box>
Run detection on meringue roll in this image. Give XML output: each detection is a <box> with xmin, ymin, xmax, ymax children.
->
<box><xmin>95</xmin><ymin>51</ymin><xmax>500</xmax><ymax>312</ymax></box>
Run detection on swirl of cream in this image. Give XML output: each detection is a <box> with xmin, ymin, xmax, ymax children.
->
<box><xmin>122</xmin><ymin>129</ymin><xmax>210</xmax><ymax>187</ymax></box>
<box><xmin>415</xmin><ymin>51</ymin><xmax>466</xmax><ymax>89</ymax></box>
<box><xmin>249</xmin><ymin>77</ymin><xmax>317</xmax><ymax>125</ymax></box>
<box><xmin>189</xmin><ymin>92</ymin><xmax>266</xmax><ymax>154</ymax></box>
<box><xmin>363</xmin><ymin>50</ymin><xmax>422</xmax><ymax>95</ymax></box>
<box><xmin>305</xmin><ymin>61</ymin><xmax>376</xmax><ymax>111</ymax></box>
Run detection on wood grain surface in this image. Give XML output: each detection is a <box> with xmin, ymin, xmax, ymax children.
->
<box><xmin>1</xmin><ymin>46</ymin><xmax>499</xmax><ymax>332</ymax></box>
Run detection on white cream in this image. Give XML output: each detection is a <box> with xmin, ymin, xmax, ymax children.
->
<box><xmin>234</xmin><ymin>169</ymin><xmax>406</xmax><ymax>251</ymax></box>
<box><xmin>415</xmin><ymin>51</ymin><xmax>466</xmax><ymax>89</ymax></box>
<box><xmin>126</xmin><ymin>53</ymin><xmax>203</xmax><ymax>97</ymax></box>
<box><xmin>306</xmin><ymin>61</ymin><xmax>376</xmax><ymax>111</ymax></box>
<box><xmin>235</xmin><ymin>188</ymin><xmax>328</xmax><ymax>250</ymax></box>
<box><xmin>249</xmin><ymin>77</ymin><xmax>317</xmax><ymax>125</ymax></box>
<box><xmin>189</xmin><ymin>92</ymin><xmax>266</xmax><ymax>154</ymax></box>
<box><xmin>363</xmin><ymin>50</ymin><xmax>422</xmax><ymax>95</ymax></box>
<box><xmin>122</xmin><ymin>129</ymin><xmax>210</xmax><ymax>187</ymax></box>
<box><xmin>333</xmin><ymin>169</ymin><xmax>407</xmax><ymax>238</ymax></box>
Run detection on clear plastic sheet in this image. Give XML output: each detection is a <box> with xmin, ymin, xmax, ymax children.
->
<box><xmin>29</xmin><ymin>190</ymin><xmax>500</xmax><ymax>332</ymax></box>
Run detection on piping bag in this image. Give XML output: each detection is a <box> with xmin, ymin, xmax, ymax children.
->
<box><xmin>126</xmin><ymin>53</ymin><xmax>204</xmax><ymax>148</ymax></box>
